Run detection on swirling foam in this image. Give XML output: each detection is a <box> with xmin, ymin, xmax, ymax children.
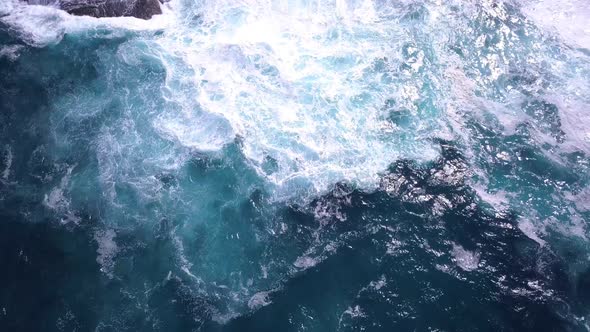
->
<box><xmin>155</xmin><ymin>0</ymin><xmax>443</xmax><ymax>199</ymax></box>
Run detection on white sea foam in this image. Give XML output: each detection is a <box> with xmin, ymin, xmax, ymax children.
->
<box><xmin>155</xmin><ymin>0</ymin><xmax>442</xmax><ymax>200</ymax></box>
<box><xmin>0</xmin><ymin>0</ymin><xmax>172</xmax><ymax>47</ymax></box>
<box><xmin>247</xmin><ymin>291</ymin><xmax>272</xmax><ymax>310</ymax></box>
<box><xmin>2</xmin><ymin>145</ymin><xmax>12</xmax><ymax>180</ymax></box>
<box><xmin>153</xmin><ymin>111</ymin><xmax>234</xmax><ymax>152</ymax></box>
<box><xmin>151</xmin><ymin>0</ymin><xmax>590</xmax><ymax>204</ymax></box>
<box><xmin>293</xmin><ymin>255</ymin><xmax>318</xmax><ymax>270</ymax></box>
<box><xmin>451</xmin><ymin>243</ymin><xmax>480</xmax><ymax>272</ymax></box>
<box><xmin>0</xmin><ymin>3</ymin><xmax>67</xmax><ymax>47</ymax></box>
<box><xmin>518</xmin><ymin>218</ymin><xmax>546</xmax><ymax>247</ymax></box>
<box><xmin>342</xmin><ymin>305</ymin><xmax>366</xmax><ymax>319</ymax></box>
<box><xmin>0</xmin><ymin>45</ymin><xmax>24</xmax><ymax>61</ymax></box>
<box><xmin>5</xmin><ymin>0</ymin><xmax>588</xmax><ymax>209</ymax></box>
<box><xmin>94</xmin><ymin>229</ymin><xmax>118</xmax><ymax>278</ymax></box>
<box><xmin>520</xmin><ymin>0</ymin><xmax>590</xmax><ymax>50</ymax></box>
<box><xmin>43</xmin><ymin>165</ymin><xmax>80</xmax><ymax>224</ymax></box>
<box><xmin>567</xmin><ymin>188</ymin><xmax>590</xmax><ymax>212</ymax></box>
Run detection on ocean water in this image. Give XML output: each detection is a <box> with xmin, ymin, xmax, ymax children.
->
<box><xmin>0</xmin><ymin>0</ymin><xmax>589</xmax><ymax>331</ymax></box>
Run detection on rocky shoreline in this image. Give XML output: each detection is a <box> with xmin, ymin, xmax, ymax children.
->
<box><xmin>26</xmin><ymin>0</ymin><xmax>163</xmax><ymax>19</ymax></box>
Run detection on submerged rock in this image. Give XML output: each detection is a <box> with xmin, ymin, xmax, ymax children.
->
<box><xmin>28</xmin><ymin>0</ymin><xmax>162</xmax><ymax>20</ymax></box>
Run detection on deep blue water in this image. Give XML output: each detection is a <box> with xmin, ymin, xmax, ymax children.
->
<box><xmin>1</xmin><ymin>0</ymin><xmax>590</xmax><ymax>331</ymax></box>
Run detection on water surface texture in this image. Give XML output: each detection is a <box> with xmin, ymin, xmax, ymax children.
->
<box><xmin>1</xmin><ymin>0</ymin><xmax>590</xmax><ymax>331</ymax></box>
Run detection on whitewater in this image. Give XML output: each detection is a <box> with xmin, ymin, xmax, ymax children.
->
<box><xmin>0</xmin><ymin>0</ymin><xmax>589</xmax><ymax>331</ymax></box>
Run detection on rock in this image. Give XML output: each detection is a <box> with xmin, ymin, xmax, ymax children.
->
<box><xmin>28</xmin><ymin>0</ymin><xmax>162</xmax><ymax>20</ymax></box>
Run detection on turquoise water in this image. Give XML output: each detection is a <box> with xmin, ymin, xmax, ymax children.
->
<box><xmin>1</xmin><ymin>0</ymin><xmax>590</xmax><ymax>331</ymax></box>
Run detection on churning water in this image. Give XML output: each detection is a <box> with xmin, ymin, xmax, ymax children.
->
<box><xmin>1</xmin><ymin>0</ymin><xmax>589</xmax><ymax>331</ymax></box>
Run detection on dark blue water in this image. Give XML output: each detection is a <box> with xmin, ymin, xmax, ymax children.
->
<box><xmin>1</xmin><ymin>0</ymin><xmax>589</xmax><ymax>331</ymax></box>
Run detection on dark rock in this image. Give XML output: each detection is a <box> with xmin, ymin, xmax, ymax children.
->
<box><xmin>27</xmin><ymin>0</ymin><xmax>162</xmax><ymax>20</ymax></box>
